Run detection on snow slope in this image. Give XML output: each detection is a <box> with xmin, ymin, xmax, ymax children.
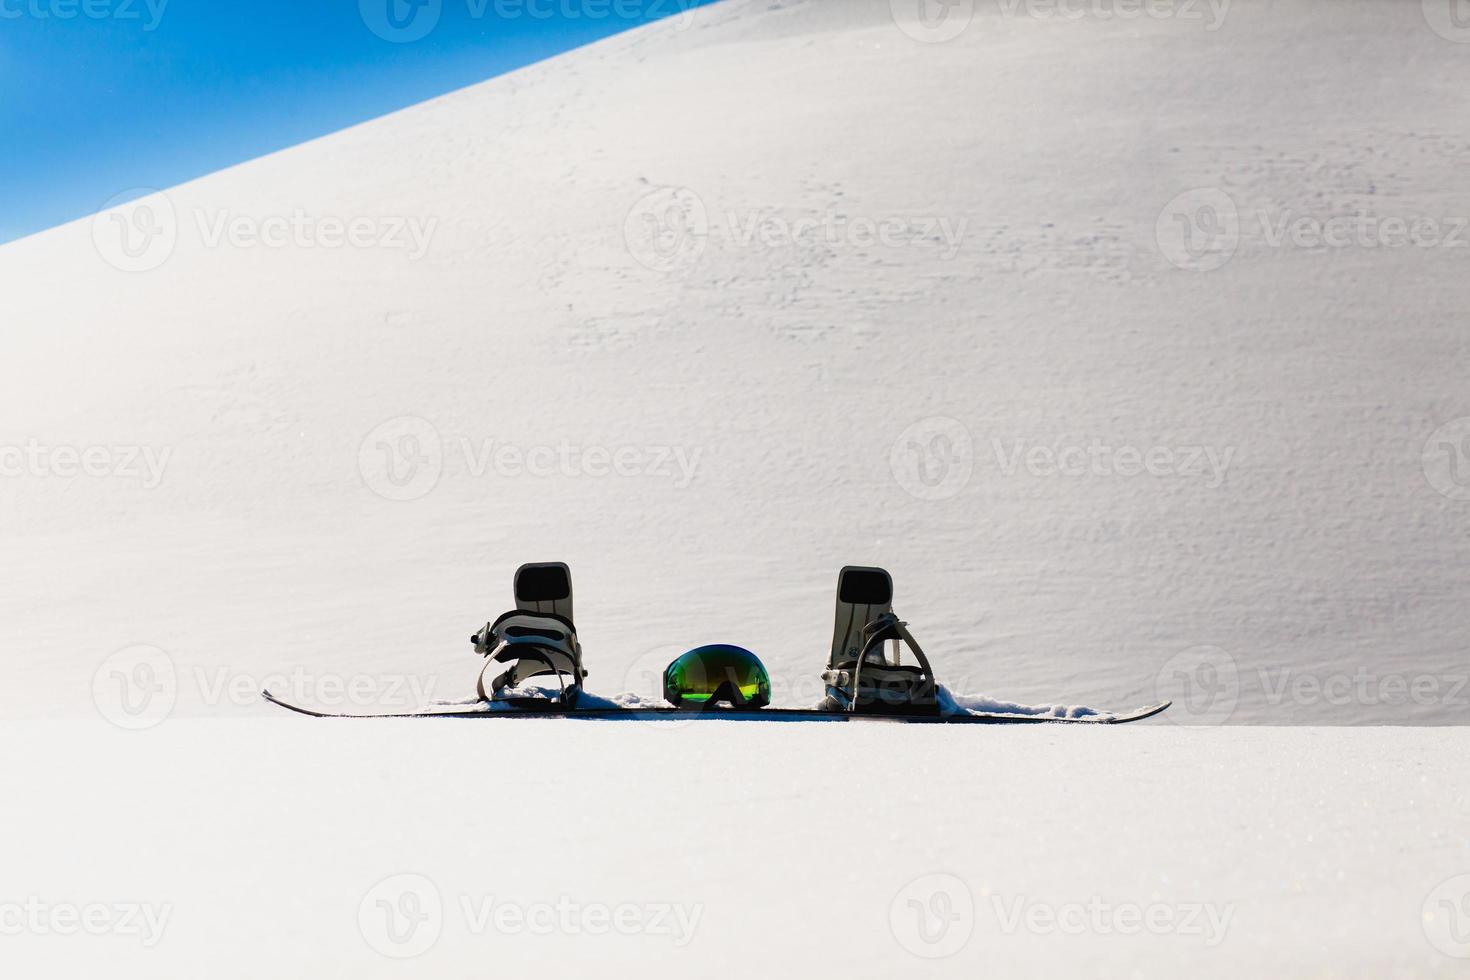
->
<box><xmin>3</xmin><ymin>1</ymin><xmax>1470</xmax><ymax>975</ymax></box>
<box><xmin>3</xmin><ymin>0</ymin><xmax>1468</xmax><ymax>725</ymax></box>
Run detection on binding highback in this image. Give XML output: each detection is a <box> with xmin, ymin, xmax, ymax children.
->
<box><xmin>514</xmin><ymin>562</ymin><xmax>574</xmax><ymax>621</ymax></box>
<box><xmin>829</xmin><ymin>566</ymin><xmax>894</xmax><ymax>668</ymax></box>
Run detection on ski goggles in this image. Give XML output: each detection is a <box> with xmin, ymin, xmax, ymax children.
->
<box><xmin>663</xmin><ymin>644</ymin><xmax>772</xmax><ymax>709</ymax></box>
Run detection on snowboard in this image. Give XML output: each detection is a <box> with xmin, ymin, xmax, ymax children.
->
<box><xmin>261</xmin><ymin>689</ymin><xmax>1171</xmax><ymax>725</ymax></box>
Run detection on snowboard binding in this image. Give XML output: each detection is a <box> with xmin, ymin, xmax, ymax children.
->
<box><xmin>822</xmin><ymin>566</ymin><xmax>941</xmax><ymax>717</ymax></box>
<box><xmin>472</xmin><ymin>562</ymin><xmax>587</xmax><ymax>710</ymax></box>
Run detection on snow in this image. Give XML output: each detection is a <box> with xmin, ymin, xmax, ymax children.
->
<box><xmin>3</xmin><ymin>0</ymin><xmax>1469</xmax><ymax>974</ymax></box>
<box><xmin>3</xmin><ymin>720</ymin><xmax>1469</xmax><ymax>977</ymax></box>
<box><xmin>939</xmin><ymin>686</ymin><xmax>1116</xmax><ymax>720</ymax></box>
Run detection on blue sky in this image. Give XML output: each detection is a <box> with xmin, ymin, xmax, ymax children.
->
<box><xmin>1</xmin><ymin>0</ymin><xmax>718</xmax><ymax>244</ymax></box>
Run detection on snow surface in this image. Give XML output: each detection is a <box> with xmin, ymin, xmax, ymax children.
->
<box><xmin>3</xmin><ymin>721</ymin><xmax>1469</xmax><ymax>978</ymax></box>
<box><xmin>3</xmin><ymin>0</ymin><xmax>1469</xmax><ymax>974</ymax></box>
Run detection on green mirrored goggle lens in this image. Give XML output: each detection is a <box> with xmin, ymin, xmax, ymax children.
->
<box><xmin>663</xmin><ymin>645</ymin><xmax>772</xmax><ymax>707</ymax></box>
<box><xmin>673</xmin><ymin>685</ymin><xmax>766</xmax><ymax>704</ymax></box>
